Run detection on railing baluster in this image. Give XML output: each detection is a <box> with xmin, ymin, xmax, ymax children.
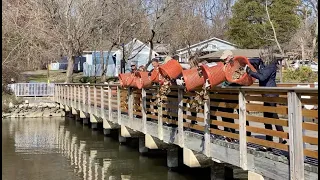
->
<box><xmin>178</xmin><ymin>88</ymin><xmax>184</xmax><ymax>147</ymax></box>
<box><xmin>142</xmin><ymin>88</ymin><xmax>147</xmax><ymax>134</ymax></box>
<box><xmin>117</xmin><ymin>86</ymin><xmax>121</xmax><ymax>125</ymax></box>
<box><xmin>204</xmin><ymin>92</ymin><xmax>211</xmax><ymax>157</ymax></box>
<box><xmin>64</xmin><ymin>85</ymin><xmax>67</xmax><ymax>105</ymax></box>
<box><xmin>88</xmin><ymin>86</ymin><xmax>91</xmax><ymax>113</ymax></box>
<box><xmin>78</xmin><ymin>85</ymin><xmax>81</xmax><ymax>110</ymax></box>
<box><xmin>128</xmin><ymin>88</ymin><xmax>133</xmax><ymax>127</ymax></box>
<box><xmin>288</xmin><ymin>91</ymin><xmax>304</xmax><ymax>180</ymax></box>
<box><xmin>71</xmin><ymin>85</ymin><xmax>73</xmax><ymax>106</ymax></box>
<box><xmin>158</xmin><ymin>97</ymin><xmax>163</xmax><ymax>141</ymax></box>
<box><xmin>17</xmin><ymin>84</ymin><xmax>20</xmax><ymax>97</ymax></box>
<box><xmin>82</xmin><ymin>85</ymin><xmax>85</xmax><ymax>111</ymax></box>
<box><xmin>108</xmin><ymin>86</ymin><xmax>112</xmax><ymax>121</ymax></box>
<box><xmin>94</xmin><ymin>85</ymin><xmax>97</xmax><ymax>116</ymax></box>
<box><xmin>101</xmin><ymin>86</ymin><xmax>105</xmax><ymax>120</ymax></box>
<box><xmin>239</xmin><ymin>90</ymin><xmax>248</xmax><ymax>170</ymax></box>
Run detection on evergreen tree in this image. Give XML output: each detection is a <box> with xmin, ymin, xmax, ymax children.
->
<box><xmin>227</xmin><ymin>0</ymin><xmax>300</xmax><ymax>49</ymax></box>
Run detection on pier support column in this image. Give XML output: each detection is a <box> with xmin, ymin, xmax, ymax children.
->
<box><xmin>167</xmin><ymin>146</ymin><xmax>179</xmax><ymax>169</ymax></box>
<box><xmin>248</xmin><ymin>171</ymin><xmax>264</xmax><ymax>180</ymax></box>
<box><xmin>83</xmin><ymin>118</ymin><xmax>89</xmax><ymax>125</ymax></box>
<box><xmin>118</xmin><ymin>131</ymin><xmax>126</xmax><ymax>143</ymax></box>
<box><xmin>210</xmin><ymin>162</ymin><xmax>226</xmax><ymax>180</ymax></box>
<box><xmin>91</xmin><ymin>123</ymin><xmax>98</xmax><ymax>130</ymax></box>
<box><xmin>103</xmin><ymin>129</ymin><xmax>111</xmax><ymax>135</ymax></box>
<box><xmin>138</xmin><ymin>137</ymin><xmax>148</xmax><ymax>154</ymax></box>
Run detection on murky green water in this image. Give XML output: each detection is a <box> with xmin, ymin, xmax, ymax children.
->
<box><xmin>2</xmin><ymin>118</ymin><xmax>211</xmax><ymax>180</ymax></box>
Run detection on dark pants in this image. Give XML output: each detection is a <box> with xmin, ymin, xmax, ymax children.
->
<box><xmin>263</xmin><ymin>102</ymin><xmax>284</xmax><ymax>141</ymax></box>
<box><xmin>220</xmin><ymin>101</ymin><xmax>251</xmax><ymax>136</ymax></box>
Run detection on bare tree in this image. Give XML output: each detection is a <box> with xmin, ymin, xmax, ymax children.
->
<box><xmin>140</xmin><ymin>0</ymin><xmax>184</xmax><ymax>69</ymax></box>
<box><xmin>29</xmin><ymin>0</ymin><xmax>102</xmax><ymax>82</ymax></box>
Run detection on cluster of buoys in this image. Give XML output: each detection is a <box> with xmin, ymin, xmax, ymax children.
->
<box><xmin>119</xmin><ymin>56</ymin><xmax>256</xmax><ymax>91</ymax></box>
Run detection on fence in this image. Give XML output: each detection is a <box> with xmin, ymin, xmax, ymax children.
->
<box><xmin>9</xmin><ymin>83</ymin><xmax>55</xmax><ymax>97</ymax></box>
<box><xmin>55</xmin><ymin>83</ymin><xmax>318</xmax><ymax>179</ymax></box>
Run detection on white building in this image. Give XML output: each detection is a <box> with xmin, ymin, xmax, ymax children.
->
<box><xmin>176</xmin><ymin>37</ymin><xmax>237</xmax><ymax>62</ymax></box>
<box><xmin>113</xmin><ymin>38</ymin><xmax>158</xmax><ymax>74</ymax></box>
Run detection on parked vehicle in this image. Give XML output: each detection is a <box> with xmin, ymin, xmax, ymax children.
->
<box><xmin>290</xmin><ymin>60</ymin><xmax>318</xmax><ymax>72</ymax></box>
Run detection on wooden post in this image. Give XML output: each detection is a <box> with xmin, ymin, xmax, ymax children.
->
<box><xmin>108</xmin><ymin>86</ymin><xmax>112</xmax><ymax>121</ymax></box>
<box><xmin>74</xmin><ymin>85</ymin><xmax>77</xmax><ymax>107</ymax></box>
<box><xmin>78</xmin><ymin>85</ymin><xmax>81</xmax><ymax>110</ymax></box>
<box><xmin>178</xmin><ymin>88</ymin><xmax>184</xmax><ymax>147</ymax></box>
<box><xmin>117</xmin><ymin>86</ymin><xmax>121</xmax><ymax>124</ymax></box>
<box><xmin>71</xmin><ymin>85</ymin><xmax>74</xmax><ymax>107</ymax></box>
<box><xmin>58</xmin><ymin>85</ymin><xmax>60</xmax><ymax>102</ymax></box>
<box><xmin>142</xmin><ymin>88</ymin><xmax>147</xmax><ymax>134</ymax></box>
<box><xmin>288</xmin><ymin>91</ymin><xmax>304</xmax><ymax>180</ymax></box>
<box><xmin>101</xmin><ymin>86</ymin><xmax>105</xmax><ymax>119</ymax></box>
<box><xmin>88</xmin><ymin>86</ymin><xmax>91</xmax><ymax>113</ymax></box>
<box><xmin>82</xmin><ymin>85</ymin><xmax>85</xmax><ymax>104</ymax></box>
<box><xmin>204</xmin><ymin>93</ymin><xmax>211</xmax><ymax>157</ymax></box>
<box><xmin>239</xmin><ymin>90</ymin><xmax>248</xmax><ymax>170</ymax></box>
<box><xmin>67</xmin><ymin>85</ymin><xmax>70</xmax><ymax>106</ymax></box>
<box><xmin>158</xmin><ymin>88</ymin><xmax>163</xmax><ymax>141</ymax></box>
<box><xmin>94</xmin><ymin>85</ymin><xmax>97</xmax><ymax>116</ymax></box>
<box><xmin>128</xmin><ymin>88</ymin><xmax>134</xmax><ymax>127</ymax></box>
<box><xmin>54</xmin><ymin>85</ymin><xmax>56</xmax><ymax>101</ymax></box>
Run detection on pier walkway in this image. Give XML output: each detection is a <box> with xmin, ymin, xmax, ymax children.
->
<box><xmin>23</xmin><ymin>82</ymin><xmax>319</xmax><ymax>179</ymax></box>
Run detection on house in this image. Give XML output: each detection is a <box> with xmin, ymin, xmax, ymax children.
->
<box><xmin>49</xmin><ymin>56</ymin><xmax>86</xmax><ymax>72</ymax></box>
<box><xmin>199</xmin><ymin>49</ymin><xmax>286</xmax><ymax>61</ymax></box>
<box><xmin>153</xmin><ymin>43</ymin><xmax>170</xmax><ymax>60</ymax></box>
<box><xmin>176</xmin><ymin>37</ymin><xmax>237</xmax><ymax>62</ymax></box>
<box><xmin>82</xmin><ymin>49</ymin><xmax>118</xmax><ymax>77</ymax></box>
<box><xmin>113</xmin><ymin>38</ymin><xmax>159</xmax><ymax>75</ymax></box>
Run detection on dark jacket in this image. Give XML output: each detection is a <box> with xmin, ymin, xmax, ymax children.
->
<box><xmin>248</xmin><ymin>60</ymin><xmax>278</xmax><ymax>97</ymax></box>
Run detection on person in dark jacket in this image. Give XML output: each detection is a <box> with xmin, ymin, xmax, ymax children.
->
<box><xmin>245</xmin><ymin>48</ymin><xmax>287</xmax><ymax>148</ymax></box>
<box><xmin>219</xmin><ymin>51</ymin><xmax>253</xmax><ymax>140</ymax></box>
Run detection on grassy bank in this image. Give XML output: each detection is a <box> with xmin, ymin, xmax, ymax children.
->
<box><xmin>22</xmin><ymin>70</ymin><xmax>118</xmax><ymax>84</ymax></box>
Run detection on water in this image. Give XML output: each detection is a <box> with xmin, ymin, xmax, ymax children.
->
<box><xmin>2</xmin><ymin>117</ymin><xmax>211</xmax><ymax>180</ymax></box>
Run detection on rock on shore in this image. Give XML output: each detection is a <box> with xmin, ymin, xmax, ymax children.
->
<box><xmin>2</xmin><ymin>102</ymin><xmax>65</xmax><ymax>118</ymax></box>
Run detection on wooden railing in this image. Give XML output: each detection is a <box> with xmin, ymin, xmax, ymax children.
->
<box><xmin>55</xmin><ymin>83</ymin><xmax>318</xmax><ymax>179</ymax></box>
<box><xmin>9</xmin><ymin>83</ymin><xmax>55</xmax><ymax>97</ymax></box>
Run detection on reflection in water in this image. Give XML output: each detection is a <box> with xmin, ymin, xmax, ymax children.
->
<box><xmin>3</xmin><ymin>118</ymin><xmax>210</xmax><ymax>180</ymax></box>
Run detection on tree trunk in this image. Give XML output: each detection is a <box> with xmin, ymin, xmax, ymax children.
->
<box><xmin>265</xmin><ymin>0</ymin><xmax>288</xmax><ymax>67</ymax></box>
<box><xmin>144</xmin><ymin>30</ymin><xmax>155</xmax><ymax>70</ymax></box>
<box><xmin>300</xmin><ymin>37</ymin><xmax>306</xmax><ymax>60</ymax></box>
<box><xmin>145</xmin><ymin>41</ymin><xmax>154</xmax><ymax>70</ymax></box>
<box><xmin>66</xmin><ymin>54</ymin><xmax>75</xmax><ymax>83</ymax></box>
<box><xmin>311</xmin><ymin>21</ymin><xmax>318</xmax><ymax>60</ymax></box>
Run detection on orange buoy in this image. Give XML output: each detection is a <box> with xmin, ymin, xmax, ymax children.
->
<box><xmin>129</xmin><ymin>75</ymin><xmax>137</xmax><ymax>88</ymax></box>
<box><xmin>159</xmin><ymin>59</ymin><xmax>183</xmax><ymax>80</ymax></box>
<box><xmin>119</xmin><ymin>73</ymin><xmax>134</xmax><ymax>87</ymax></box>
<box><xmin>182</xmin><ymin>68</ymin><xmax>205</xmax><ymax>91</ymax></box>
<box><xmin>149</xmin><ymin>68</ymin><xmax>164</xmax><ymax>84</ymax></box>
<box><xmin>224</xmin><ymin>56</ymin><xmax>256</xmax><ymax>86</ymax></box>
<box><xmin>136</xmin><ymin>71</ymin><xmax>152</xmax><ymax>89</ymax></box>
<box><xmin>201</xmin><ymin>62</ymin><xmax>226</xmax><ymax>88</ymax></box>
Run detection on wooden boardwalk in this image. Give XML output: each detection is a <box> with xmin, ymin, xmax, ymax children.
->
<box><xmin>53</xmin><ymin>83</ymin><xmax>318</xmax><ymax>180</ymax></box>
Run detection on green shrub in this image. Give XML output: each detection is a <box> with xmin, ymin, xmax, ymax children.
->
<box><xmin>283</xmin><ymin>66</ymin><xmax>318</xmax><ymax>83</ymax></box>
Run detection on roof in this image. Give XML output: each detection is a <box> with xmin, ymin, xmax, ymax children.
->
<box><xmin>153</xmin><ymin>43</ymin><xmax>170</xmax><ymax>53</ymax></box>
<box><xmin>199</xmin><ymin>49</ymin><xmax>287</xmax><ymax>60</ymax></box>
<box><xmin>176</xmin><ymin>37</ymin><xmax>237</xmax><ymax>53</ymax></box>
